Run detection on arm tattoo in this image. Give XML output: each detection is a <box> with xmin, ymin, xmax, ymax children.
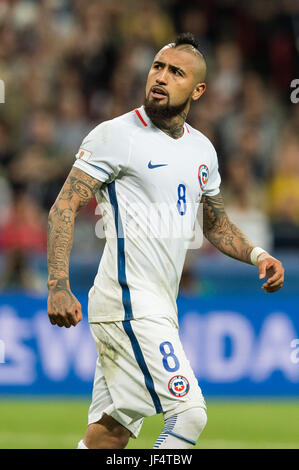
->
<box><xmin>47</xmin><ymin>167</ymin><xmax>102</xmax><ymax>281</ymax></box>
<box><xmin>202</xmin><ymin>192</ymin><xmax>255</xmax><ymax>264</ymax></box>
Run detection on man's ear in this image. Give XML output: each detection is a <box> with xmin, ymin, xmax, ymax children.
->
<box><xmin>192</xmin><ymin>82</ymin><xmax>206</xmax><ymax>101</ymax></box>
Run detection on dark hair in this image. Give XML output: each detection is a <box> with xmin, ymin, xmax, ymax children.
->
<box><xmin>168</xmin><ymin>31</ymin><xmax>207</xmax><ymax>80</ymax></box>
<box><xmin>174</xmin><ymin>32</ymin><xmax>200</xmax><ymax>51</ymax></box>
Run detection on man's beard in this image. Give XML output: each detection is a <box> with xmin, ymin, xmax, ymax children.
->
<box><xmin>144</xmin><ymin>94</ymin><xmax>190</xmax><ymax>122</ymax></box>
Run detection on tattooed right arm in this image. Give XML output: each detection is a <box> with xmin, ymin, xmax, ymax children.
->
<box><xmin>47</xmin><ymin>167</ymin><xmax>102</xmax><ymax>327</ymax></box>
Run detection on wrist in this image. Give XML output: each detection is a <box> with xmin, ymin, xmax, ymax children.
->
<box><xmin>250</xmin><ymin>247</ymin><xmax>268</xmax><ymax>266</ymax></box>
<box><xmin>47</xmin><ymin>278</ymin><xmax>69</xmax><ymax>290</ymax></box>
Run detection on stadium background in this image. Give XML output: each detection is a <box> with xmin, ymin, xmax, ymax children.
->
<box><xmin>0</xmin><ymin>0</ymin><xmax>299</xmax><ymax>449</ymax></box>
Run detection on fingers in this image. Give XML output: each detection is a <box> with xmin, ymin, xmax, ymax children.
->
<box><xmin>57</xmin><ymin>317</ymin><xmax>70</xmax><ymax>328</ymax></box>
<box><xmin>75</xmin><ymin>307</ymin><xmax>83</xmax><ymax>323</ymax></box>
<box><xmin>258</xmin><ymin>257</ymin><xmax>284</xmax><ymax>293</ymax></box>
<box><xmin>265</xmin><ymin>269</ymin><xmax>282</xmax><ymax>286</ymax></box>
<box><xmin>262</xmin><ymin>274</ymin><xmax>284</xmax><ymax>290</ymax></box>
<box><xmin>258</xmin><ymin>261</ymin><xmax>268</xmax><ymax>280</ymax></box>
<box><xmin>66</xmin><ymin>311</ymin><xmax>78</xmax><ymax>327</ymax></box>
<box><xmin>48</xmin><ymin>314</ymin><xmax>58</xmax><ymax>326</ymax></box>
<box><xmin>262</xmin><ymin>282</ymin><xmax>284</xmax><ymax>293</ymax></box>
<box><xmin>48</xmin><ymin>312</ymin><xmax>71</xmax><ymax>328</ymax></box>
<box><xmin>48</xmin><ymin>305</ymin><xmax>83</xmax><ymax>328</ymax></box>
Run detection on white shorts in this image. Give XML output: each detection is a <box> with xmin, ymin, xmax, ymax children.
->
<box><xmin>88</xmin><ymin>315</ymin><xmax>206</xmax><ymax>439</ymax></box>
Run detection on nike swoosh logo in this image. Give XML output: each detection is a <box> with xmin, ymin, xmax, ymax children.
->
<box><xmin>148</xmin><ymin>161</ymin><xmax>168</xmax><ymax>169</ymax></box>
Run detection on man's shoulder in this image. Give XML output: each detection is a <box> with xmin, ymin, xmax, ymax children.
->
<box><xmin>87</xmin><ymin>109</ymin><xmax>141</xmax><ymax>141</ymax></box>
<box><xmin>187</xmin><ymin>123</ymin><xmax>217</xmax><ymax>154</ymax></box>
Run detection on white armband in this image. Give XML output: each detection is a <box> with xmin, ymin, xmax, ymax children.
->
<box><xmin>250</xmin><ymin>247</ymin><xmax>268</xmax><ymax>266</ymax></box>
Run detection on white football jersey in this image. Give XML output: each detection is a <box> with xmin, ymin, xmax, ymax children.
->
<box><xmin>73</xmin><ymin>106</ymin><xmax>221</xmax><ymax>324</ymax></box>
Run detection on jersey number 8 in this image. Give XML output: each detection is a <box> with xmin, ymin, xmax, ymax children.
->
<box><xmin>177</xmin><ymin>184</ymin><xmax>186</xmax><ymax>216</ymax></box>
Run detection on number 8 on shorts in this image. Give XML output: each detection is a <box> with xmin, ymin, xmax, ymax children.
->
<box><xmin>159</xmin><ymin>341</ymin><xmax>180</xmax><ymax>372</ymax></box>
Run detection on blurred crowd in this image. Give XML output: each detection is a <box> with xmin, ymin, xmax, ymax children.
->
<box><xmin>0</xmin><ymin>0</ymin><xmax>299</xmax><ymax>292</ymax></box>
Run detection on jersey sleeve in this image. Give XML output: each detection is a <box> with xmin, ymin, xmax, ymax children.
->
<box><xmin>73</xmin><ymin>120</ymin><xmax>129</xmax><ymax>183</ymax></box>
<box><xmin>203</xmin><ymin>145</ymin><xmax>221</xmax><ymax>197</ymax></box>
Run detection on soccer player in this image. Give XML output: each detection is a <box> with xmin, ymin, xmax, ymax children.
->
<box><xmin>47</xmin><ymin>33</ymin><xmax>285</xmax><ymax>449</ymax></box>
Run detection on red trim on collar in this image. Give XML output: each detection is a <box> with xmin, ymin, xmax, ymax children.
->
<box><xmin>135</xmin><ymin>109</ymin><xmax>147</xmax><ymax>127</ymax></box>
<box><xmin>185</xmin><ymin>123</ymin><xmax>190</xmax><ymax>134</ymax></box>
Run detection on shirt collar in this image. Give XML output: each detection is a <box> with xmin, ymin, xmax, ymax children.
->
<box><xmin>134</xmin><ymin>105</ymin><xmax>190</xmax><ymax>136</ymax></box>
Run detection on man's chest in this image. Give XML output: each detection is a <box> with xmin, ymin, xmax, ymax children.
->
<box><xmin>125</xmin><ymin>132</ymin><xmax>211</xmax><ymax>204</ymax></box>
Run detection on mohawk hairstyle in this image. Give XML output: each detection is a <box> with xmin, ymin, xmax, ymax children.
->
<box><xmin>165</xmin><ymin>31</ymin><xmax>207</xmax><ymax>81</ymax></box>
<box><xmin>173</xmin><ymin>32</ymin><xmax>200</xmax><ymax>51</ymax></box>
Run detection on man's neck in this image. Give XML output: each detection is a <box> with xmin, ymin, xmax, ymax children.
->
<box><xmin>150</xmin><ymin>110</ymin><xmax>187</xmax><ymax>139</ymax></box>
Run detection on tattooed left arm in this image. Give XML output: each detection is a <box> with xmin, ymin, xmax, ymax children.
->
<box><xmin>201</xmin><ymin>192</ymin><xmax>285</xmax><ymax>292</ymax></box>
<box><xmin>202</xmin><ymin>192</ymin><xmax>254</xmax><ymax>264</ymax></box>
<box><xmin>47</xmin><ymin>167</ymin><xmax>102</xmax><ymax>327</ymax></box>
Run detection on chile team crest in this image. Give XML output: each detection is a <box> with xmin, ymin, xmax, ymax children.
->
<box><xmin>168</xmin><ymin>375</ymin><xmax>190</xmax><ymax>397</ymax></box>
<box><xmin>198</xmin><ymin>164</ymin><xmax>209</xmax><ymax>191</ymax></box>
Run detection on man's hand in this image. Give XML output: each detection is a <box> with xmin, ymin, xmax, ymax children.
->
<box><xmin>47</xmin><ymin>278</ymin><xmax>83</xmax><ymax>328</ymax></box>
<box><xmin>257</xmin><ymin>253</ymin><xmax>285</xmax><ymax>293</ymax></box>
